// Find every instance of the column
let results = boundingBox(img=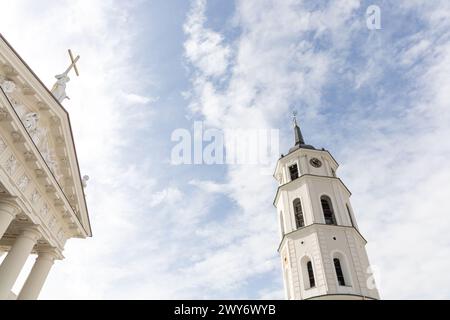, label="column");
[0,198,21,239]
[0,227,41,300]
[17,250,57,300]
